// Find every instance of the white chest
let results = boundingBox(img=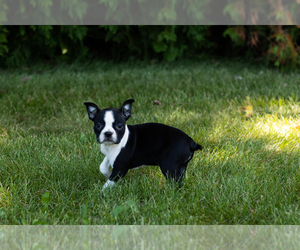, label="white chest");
[100,125,129,167]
